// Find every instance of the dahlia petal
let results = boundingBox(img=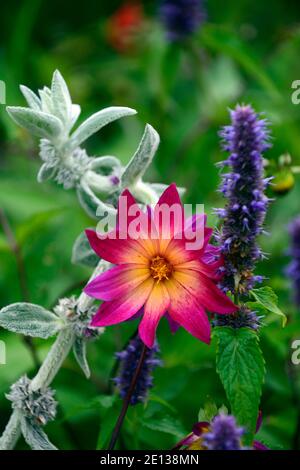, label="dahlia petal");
[139,282,170,348]
[175,259,220,281]
[166,312,180,333]
[90,278,154,327]
[182,214,211,251]
[157,183,182,208]
[185,213,207,231]
[117,190,160,256]
[84,263,150,300]
[154,184,184,240]
[85,229,150,264]
[173,269,237,314]
[163,238,199,264]
[117,189,139,230]
[166,278,211,344]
